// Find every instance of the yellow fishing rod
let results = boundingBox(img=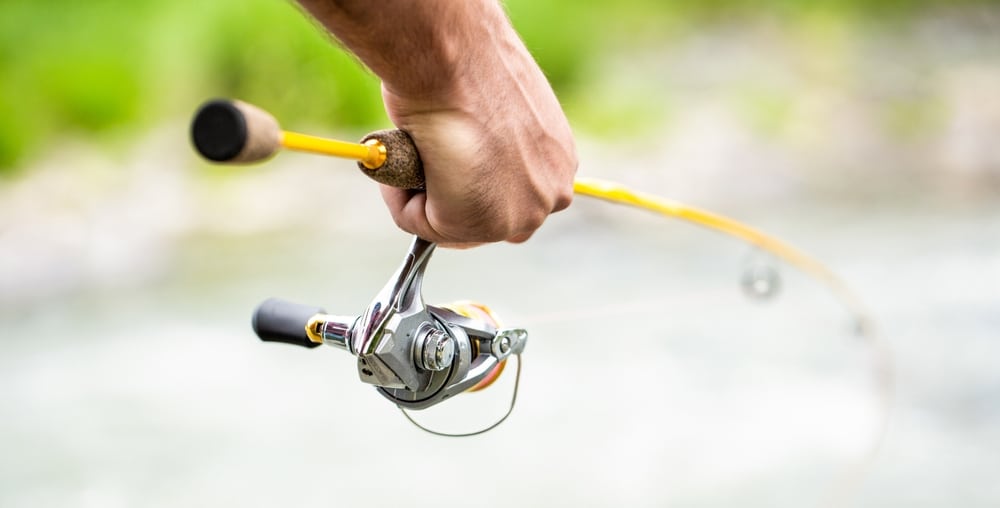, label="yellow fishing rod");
[190,98,863,311]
